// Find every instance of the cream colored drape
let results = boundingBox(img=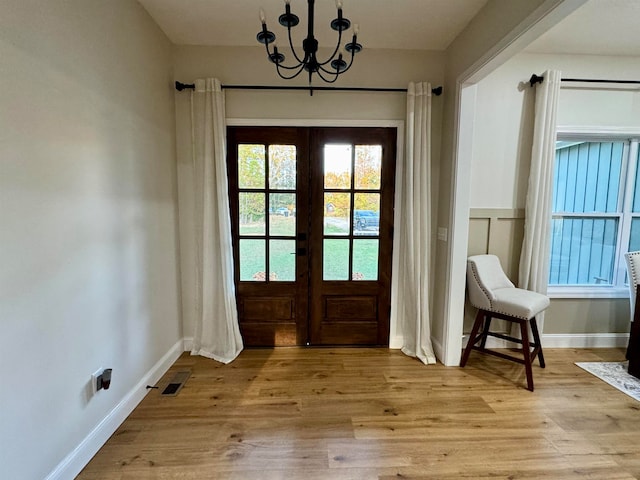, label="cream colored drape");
[396,82,437,365]
[190,78,243,363]
[518,70,562,330]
